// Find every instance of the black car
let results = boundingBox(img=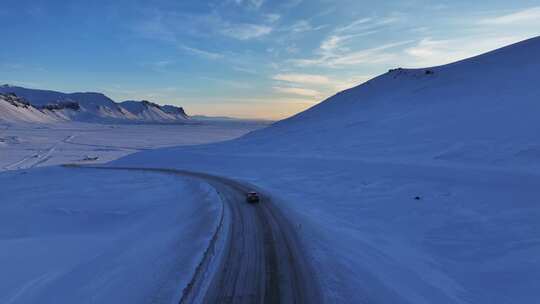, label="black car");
[246,191,260,203]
